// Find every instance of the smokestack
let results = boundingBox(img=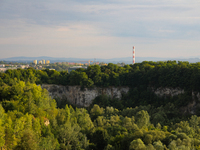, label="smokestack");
[133,46,135,64]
